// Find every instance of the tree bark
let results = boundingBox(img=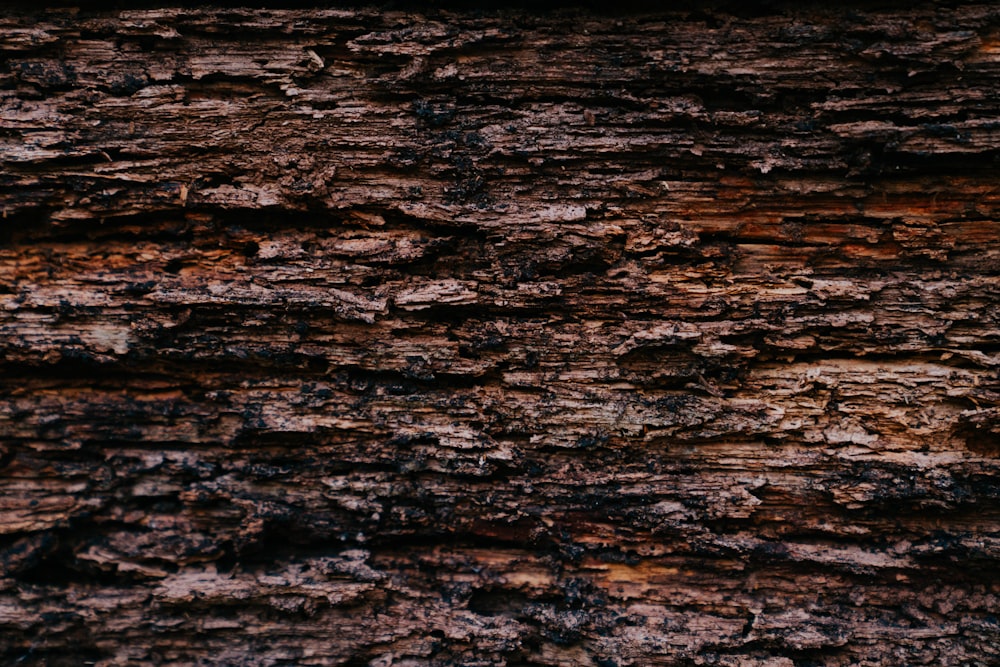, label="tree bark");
[2,3,1000,665]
